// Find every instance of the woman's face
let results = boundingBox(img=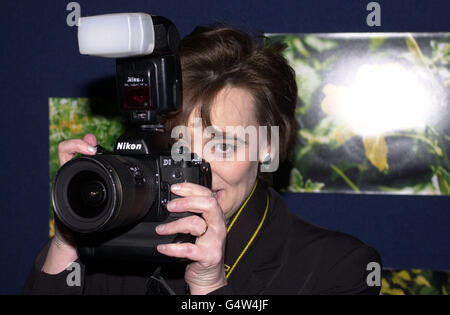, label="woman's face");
[185,86,262,220]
